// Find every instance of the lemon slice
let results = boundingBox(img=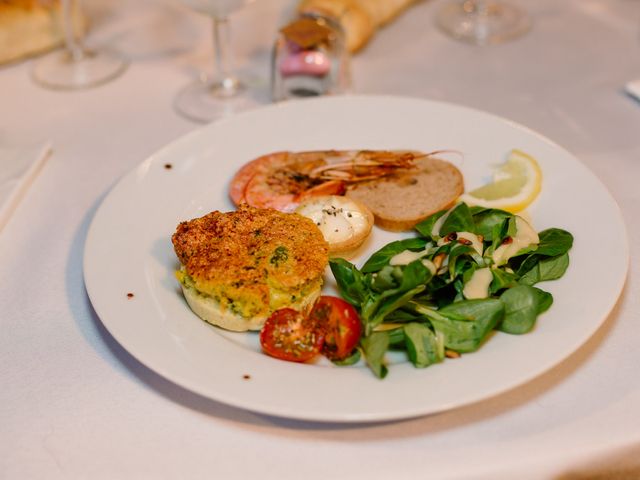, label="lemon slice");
[460,149,542,212]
